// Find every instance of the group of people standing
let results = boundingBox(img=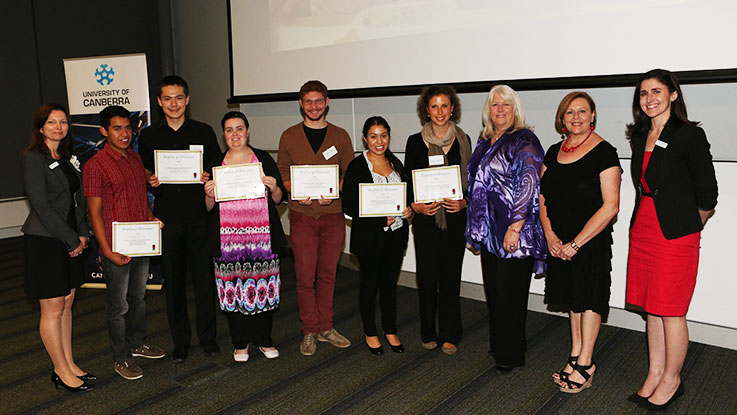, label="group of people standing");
[22,69,717,411]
